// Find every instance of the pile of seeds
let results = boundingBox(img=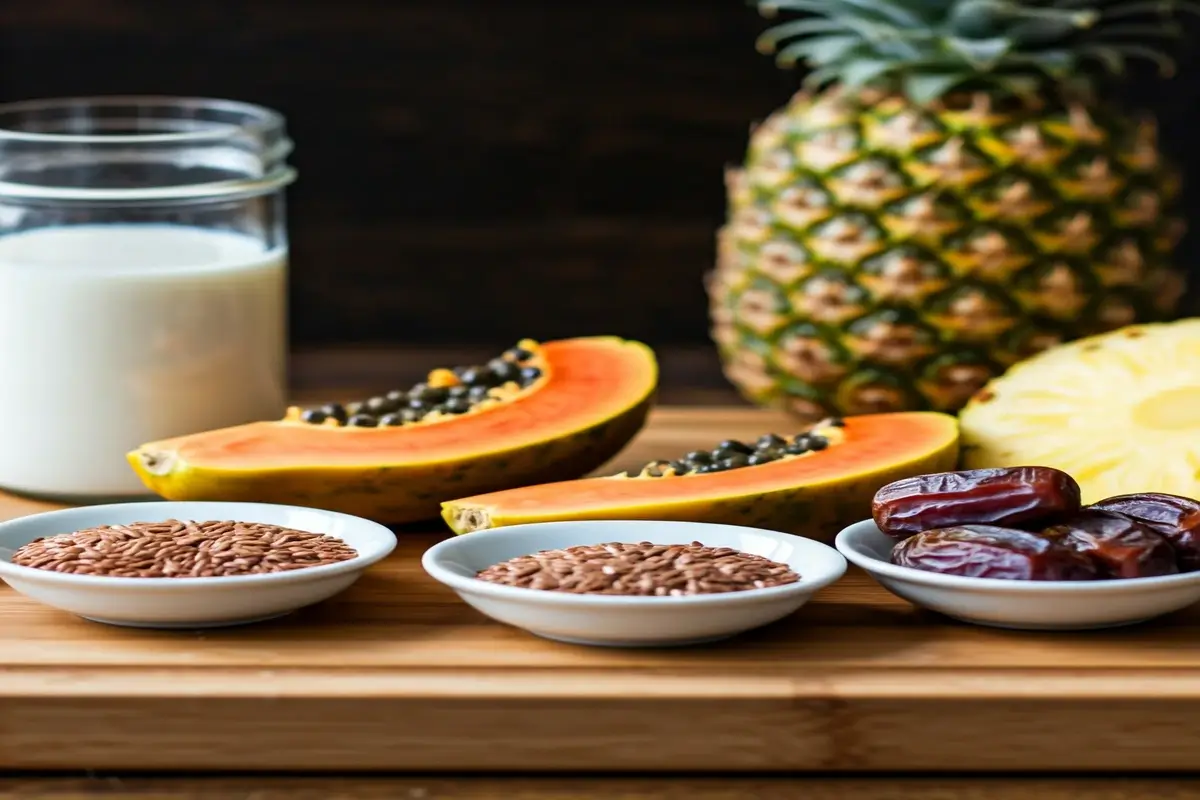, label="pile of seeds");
[475,541,801,596]
[9,519,359,578]
[622,417,845,478]
[299,342,542,428]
